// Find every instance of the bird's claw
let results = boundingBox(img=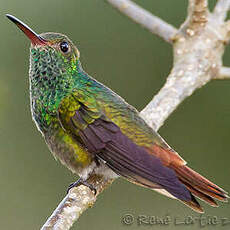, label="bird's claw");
[67,178,97,195]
